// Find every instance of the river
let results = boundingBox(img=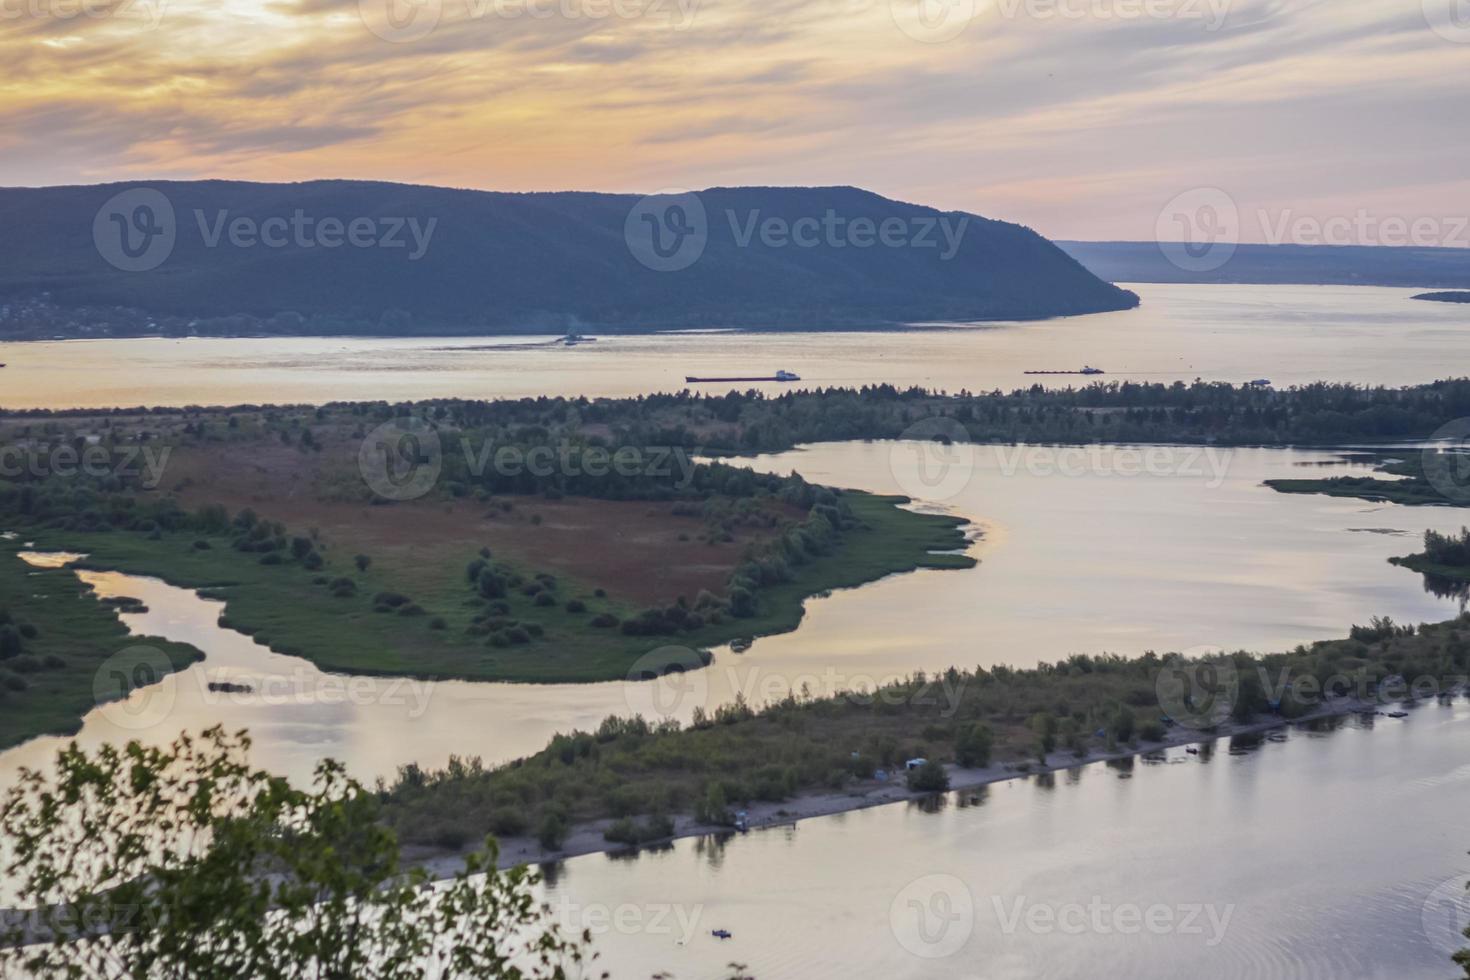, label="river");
[535,703,1470,980]
[0,284,1466,410]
